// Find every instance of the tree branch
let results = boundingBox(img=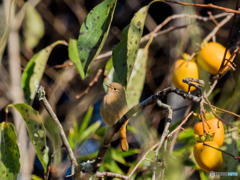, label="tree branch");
[37,86,78,177]
[92,87,201,172]
[166,0,240,14]
[96,171,130,180]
